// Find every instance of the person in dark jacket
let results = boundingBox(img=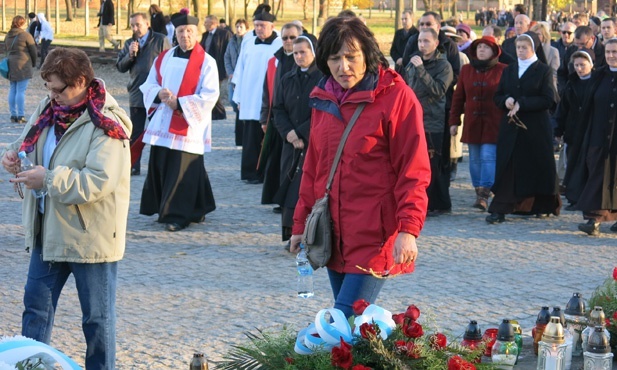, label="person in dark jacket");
[5,16,37,123]
[486,34,561,223]
[406,28,454,216]
[390,10,418,75]
[552,21,576,94]
[200,15,232,120]
[27,12,40,41]
[570,39,617,236]
[272,36,322,245]
[97,0,120,52]
[449,36,506,211]
[148,4,167,35]
[259,22,301,208]
[224,18,248,146]
[116,12,170,175]
[560,26,606,84]
[553,50,596,210]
